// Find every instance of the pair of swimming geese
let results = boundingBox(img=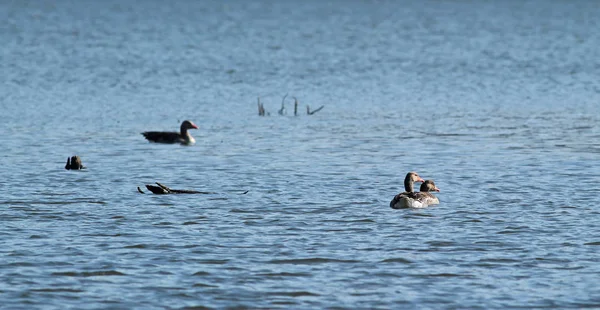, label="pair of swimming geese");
[142,122,440,209]
[389,172,440,209]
